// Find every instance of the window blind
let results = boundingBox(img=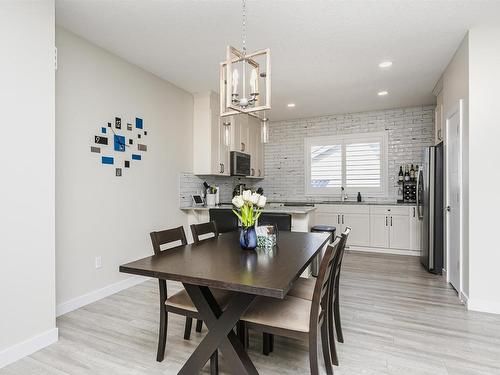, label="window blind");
[310,144,342,188]
[345,142,381,187]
